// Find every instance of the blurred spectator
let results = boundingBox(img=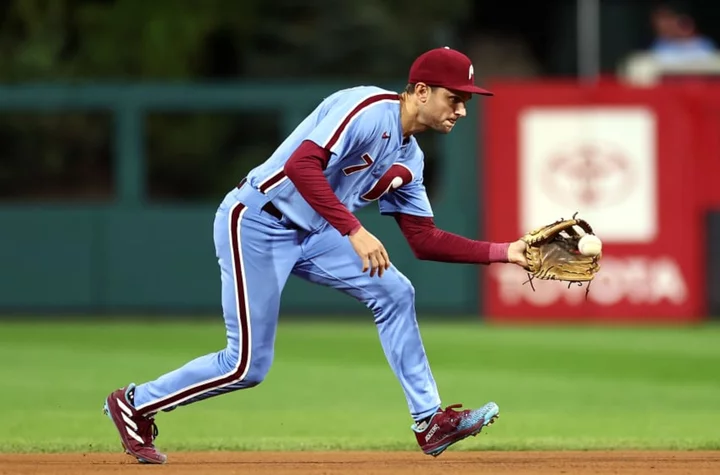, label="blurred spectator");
[618,2,720,85]
[649,2,717,64]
